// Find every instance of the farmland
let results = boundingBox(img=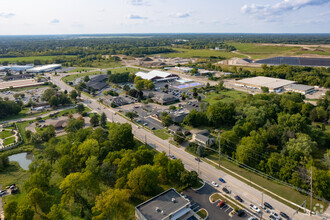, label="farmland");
[0,55,76,63]
[162,48,246,59]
